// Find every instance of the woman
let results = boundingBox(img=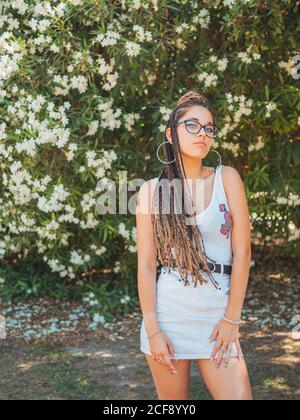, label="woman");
[136,91,253,400]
